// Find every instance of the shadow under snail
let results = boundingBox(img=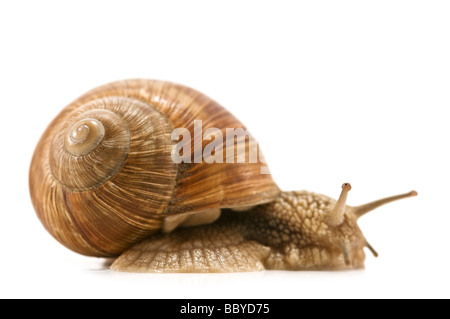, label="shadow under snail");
[29,79,417,273]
